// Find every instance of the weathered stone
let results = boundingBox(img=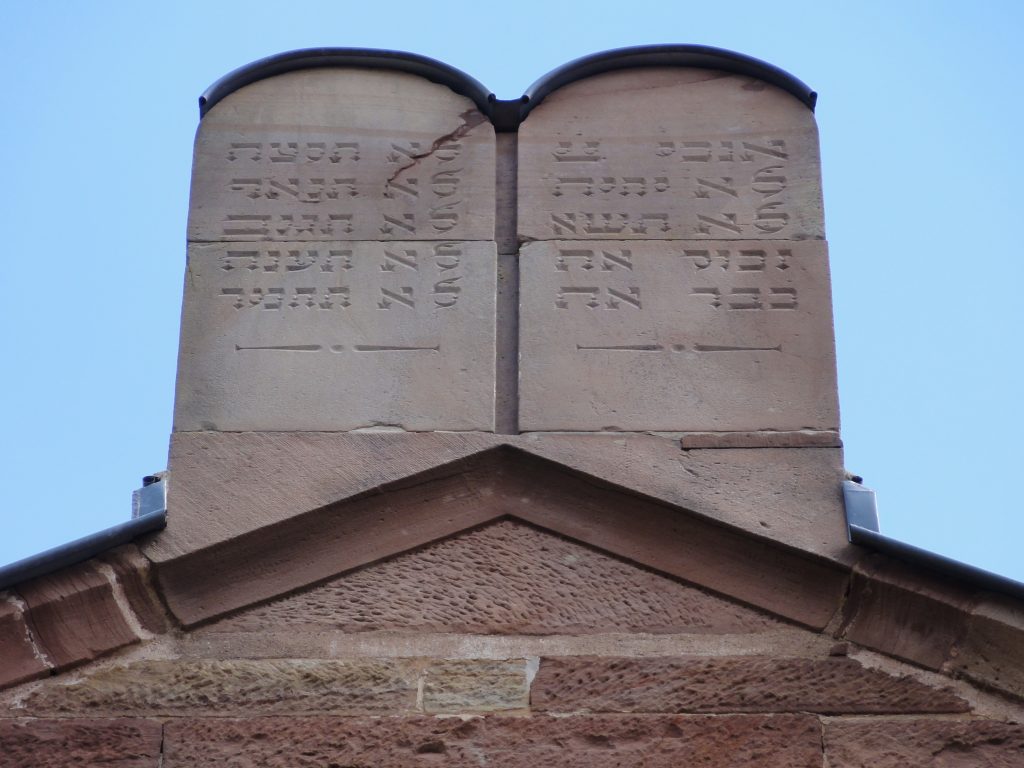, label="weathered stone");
[841,554,975,670]
[0,718,162,768]
[173,240,496,432]
[15,562,139,671]
[211,520,782,635]
[153,447,849,628]
[678,430,841,449]
[189,68,495,242]
[518,67,823,241]
[164,714,823,767]
[19,659,417,716]
[98,546,169,635]
[532,656,969,714]
[148,432,853,567]
[825,718,1024,767]
[519,239,837,431]
[422,659,529,713]
[953,594,1024,699]
[0,598,48,689]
